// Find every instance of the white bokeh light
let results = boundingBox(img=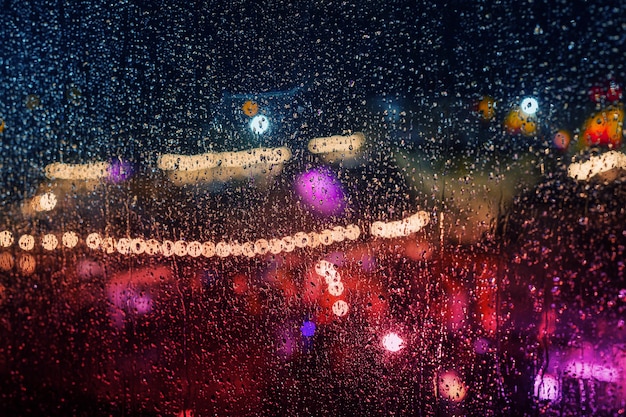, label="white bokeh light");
[533,374,560,401]
[250,114,270,134]
[382,332,405,352]
[520,97,539,115]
